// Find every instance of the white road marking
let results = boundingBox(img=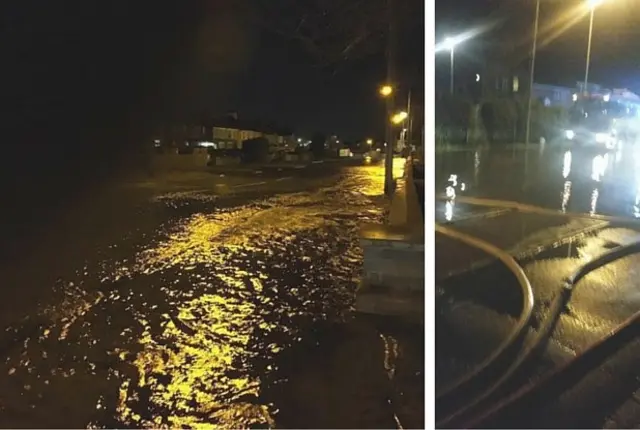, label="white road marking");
[275,177,292,182]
